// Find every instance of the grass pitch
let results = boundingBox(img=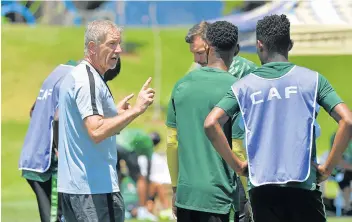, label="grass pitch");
[1,25,351,221]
